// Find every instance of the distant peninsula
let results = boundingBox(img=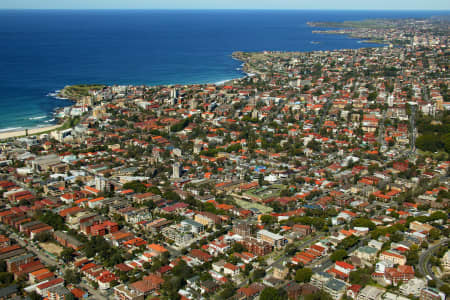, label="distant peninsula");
[306,18,425,45]
[58,84,106,102]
